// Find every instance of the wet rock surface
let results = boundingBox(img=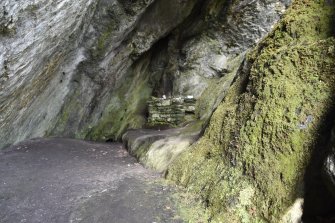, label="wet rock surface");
[0,138,182,223]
